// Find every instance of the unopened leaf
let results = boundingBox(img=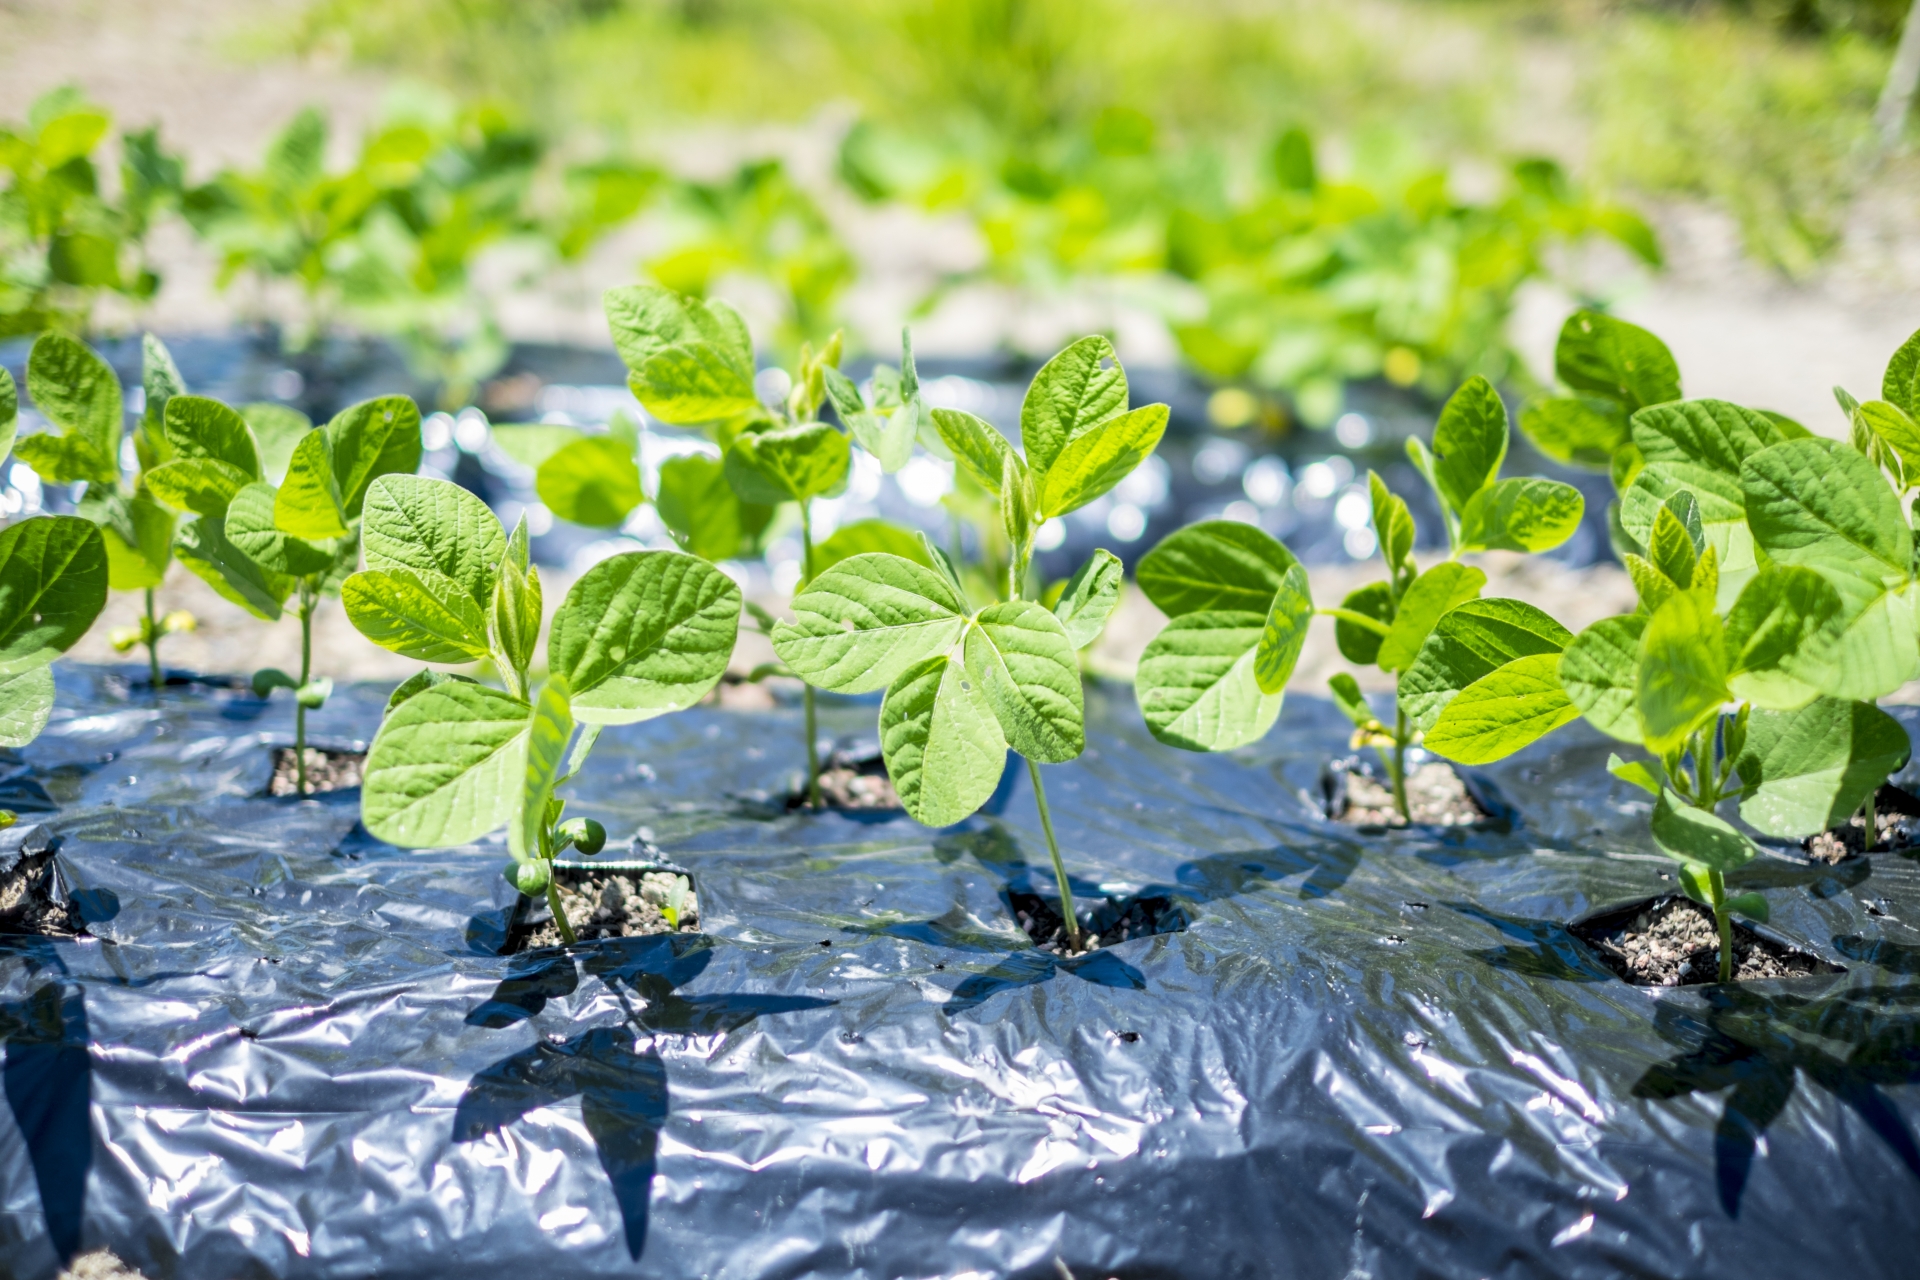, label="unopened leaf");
[1051,547,1123,648]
